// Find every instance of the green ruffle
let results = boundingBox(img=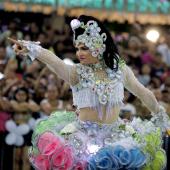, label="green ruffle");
[151,149,166,168]
[142,149,166,170]
[31,111,76,142]
[30,111,76,155]
[142,129,166,170]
